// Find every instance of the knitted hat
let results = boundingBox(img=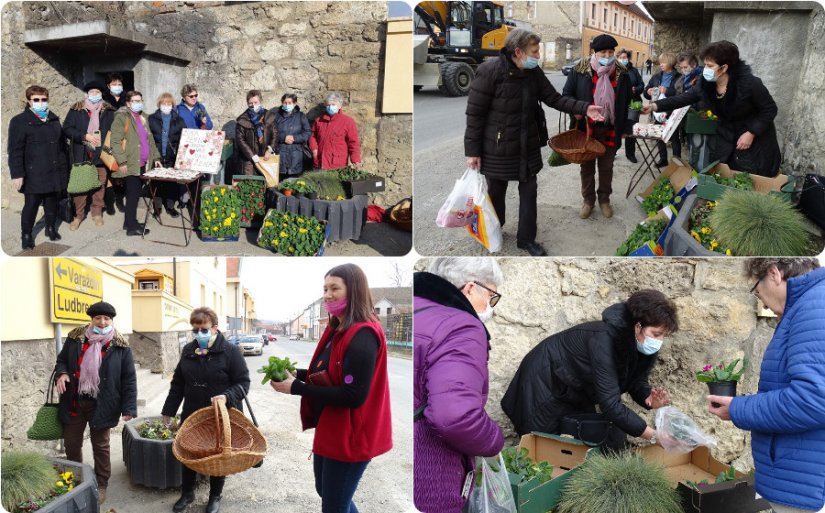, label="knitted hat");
[87,301,116,318]
[83,81,106,94]
[591,34,619,52]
